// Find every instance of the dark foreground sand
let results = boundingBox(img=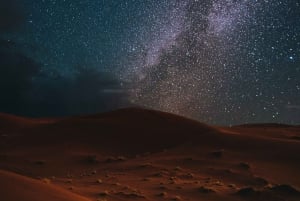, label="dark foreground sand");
[0,108,299,201]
